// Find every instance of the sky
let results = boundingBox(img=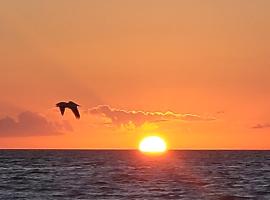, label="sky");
[0,0,270,149]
